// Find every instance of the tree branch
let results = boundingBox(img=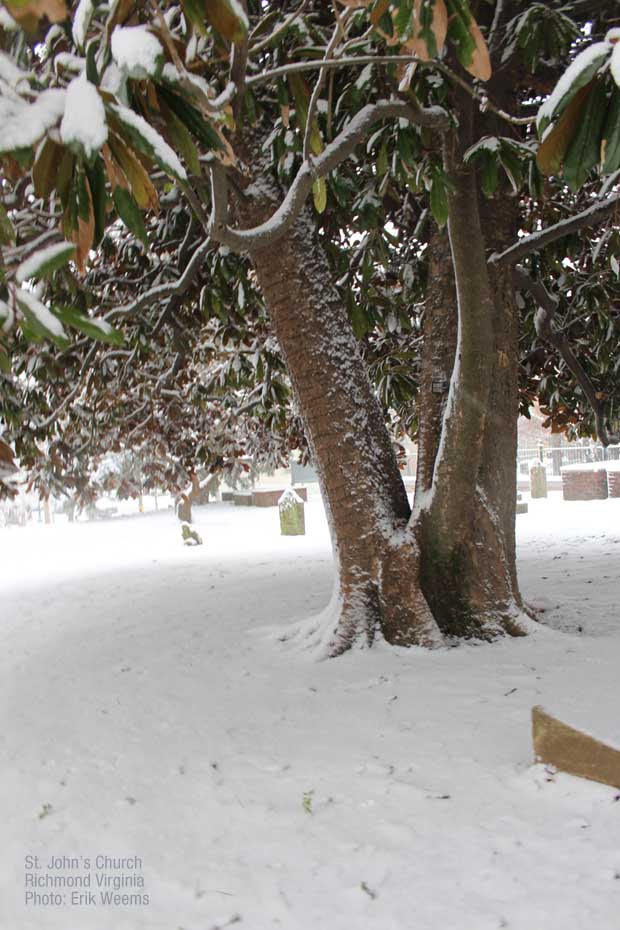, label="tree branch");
[303,11,352,162]
[247,54,535,126]
[491,193,620,267]
[107,236,214,320]
[214,98,449,254]
[514,265,620,446]
[249,0,309,57]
